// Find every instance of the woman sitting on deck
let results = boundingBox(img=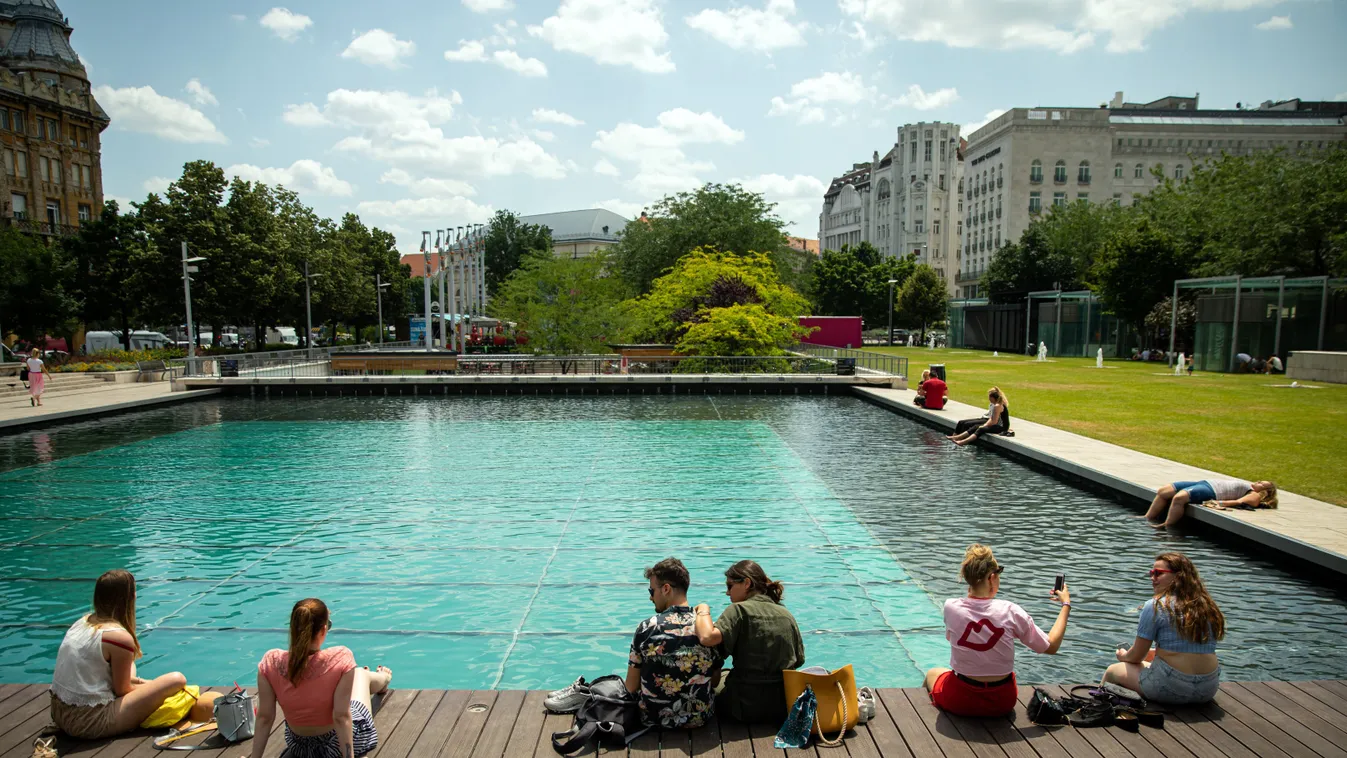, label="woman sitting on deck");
[1101,552,1224,704]
[50,570,219,739]
[249,599,392,758]
[693,560,805,724]
[947,387,1010,446]
[1145,478,1277,528]
[924,544,1070,717]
